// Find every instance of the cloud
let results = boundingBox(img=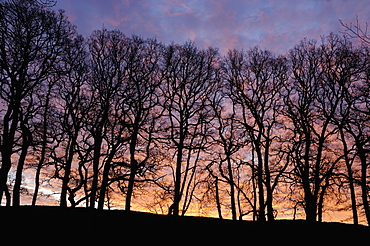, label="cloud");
[54,0,370,54]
